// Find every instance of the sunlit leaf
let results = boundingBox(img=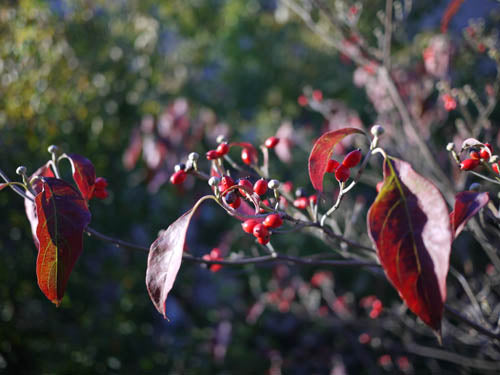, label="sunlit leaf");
[367,157,452,332]
[35,178,91,305]
[308,128,364,192]
[62,153,96,201]
[146,196,215,318]
[450,191,489,237]
[25,162,55,248]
